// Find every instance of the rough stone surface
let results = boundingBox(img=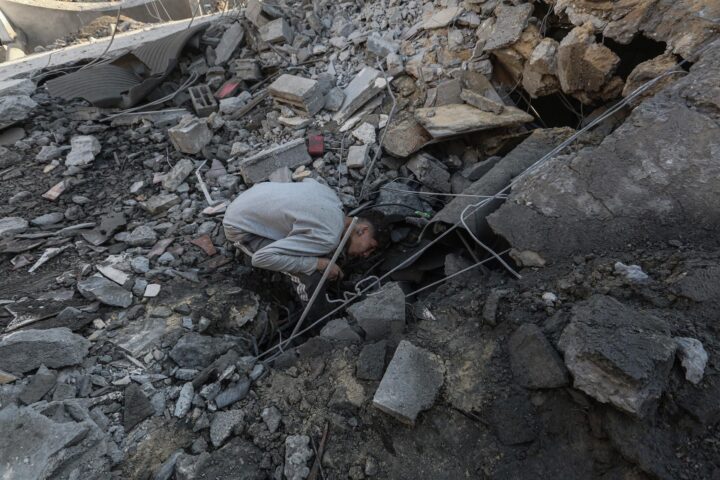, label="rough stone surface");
[347,282,405,340]
[214,22,245,65]
[261,406,281,433]
[0,216,28,237]
[65,135,101,167]
[210,409,244,447]
[0,404,93,479]
[269,74,324,115]
[19,365,57,405]
[215,379,251,409]
[558,295,676,417]
[508,324,569,389]
[284,434,313,480]
[126,225,158,247]
[414,103,533,138]
[483,3,534,51]
[0,328,90,374]
[0,94,37,129]
[406,153,451,193]
[356,340,386,381]
[556,23,621,104]
[77,274,133,308]
[124,383,154,431]
[333,67,385,123]
[674,337,708,385]
[320,318,362,343]
[169,333,235,369]
[488,43,720,262]
[192,437,264,479]
[168,116,212,154]
[162,158,195,192]
[174,382,194,417]
[373,340,444,425]
[144,193,181,215]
